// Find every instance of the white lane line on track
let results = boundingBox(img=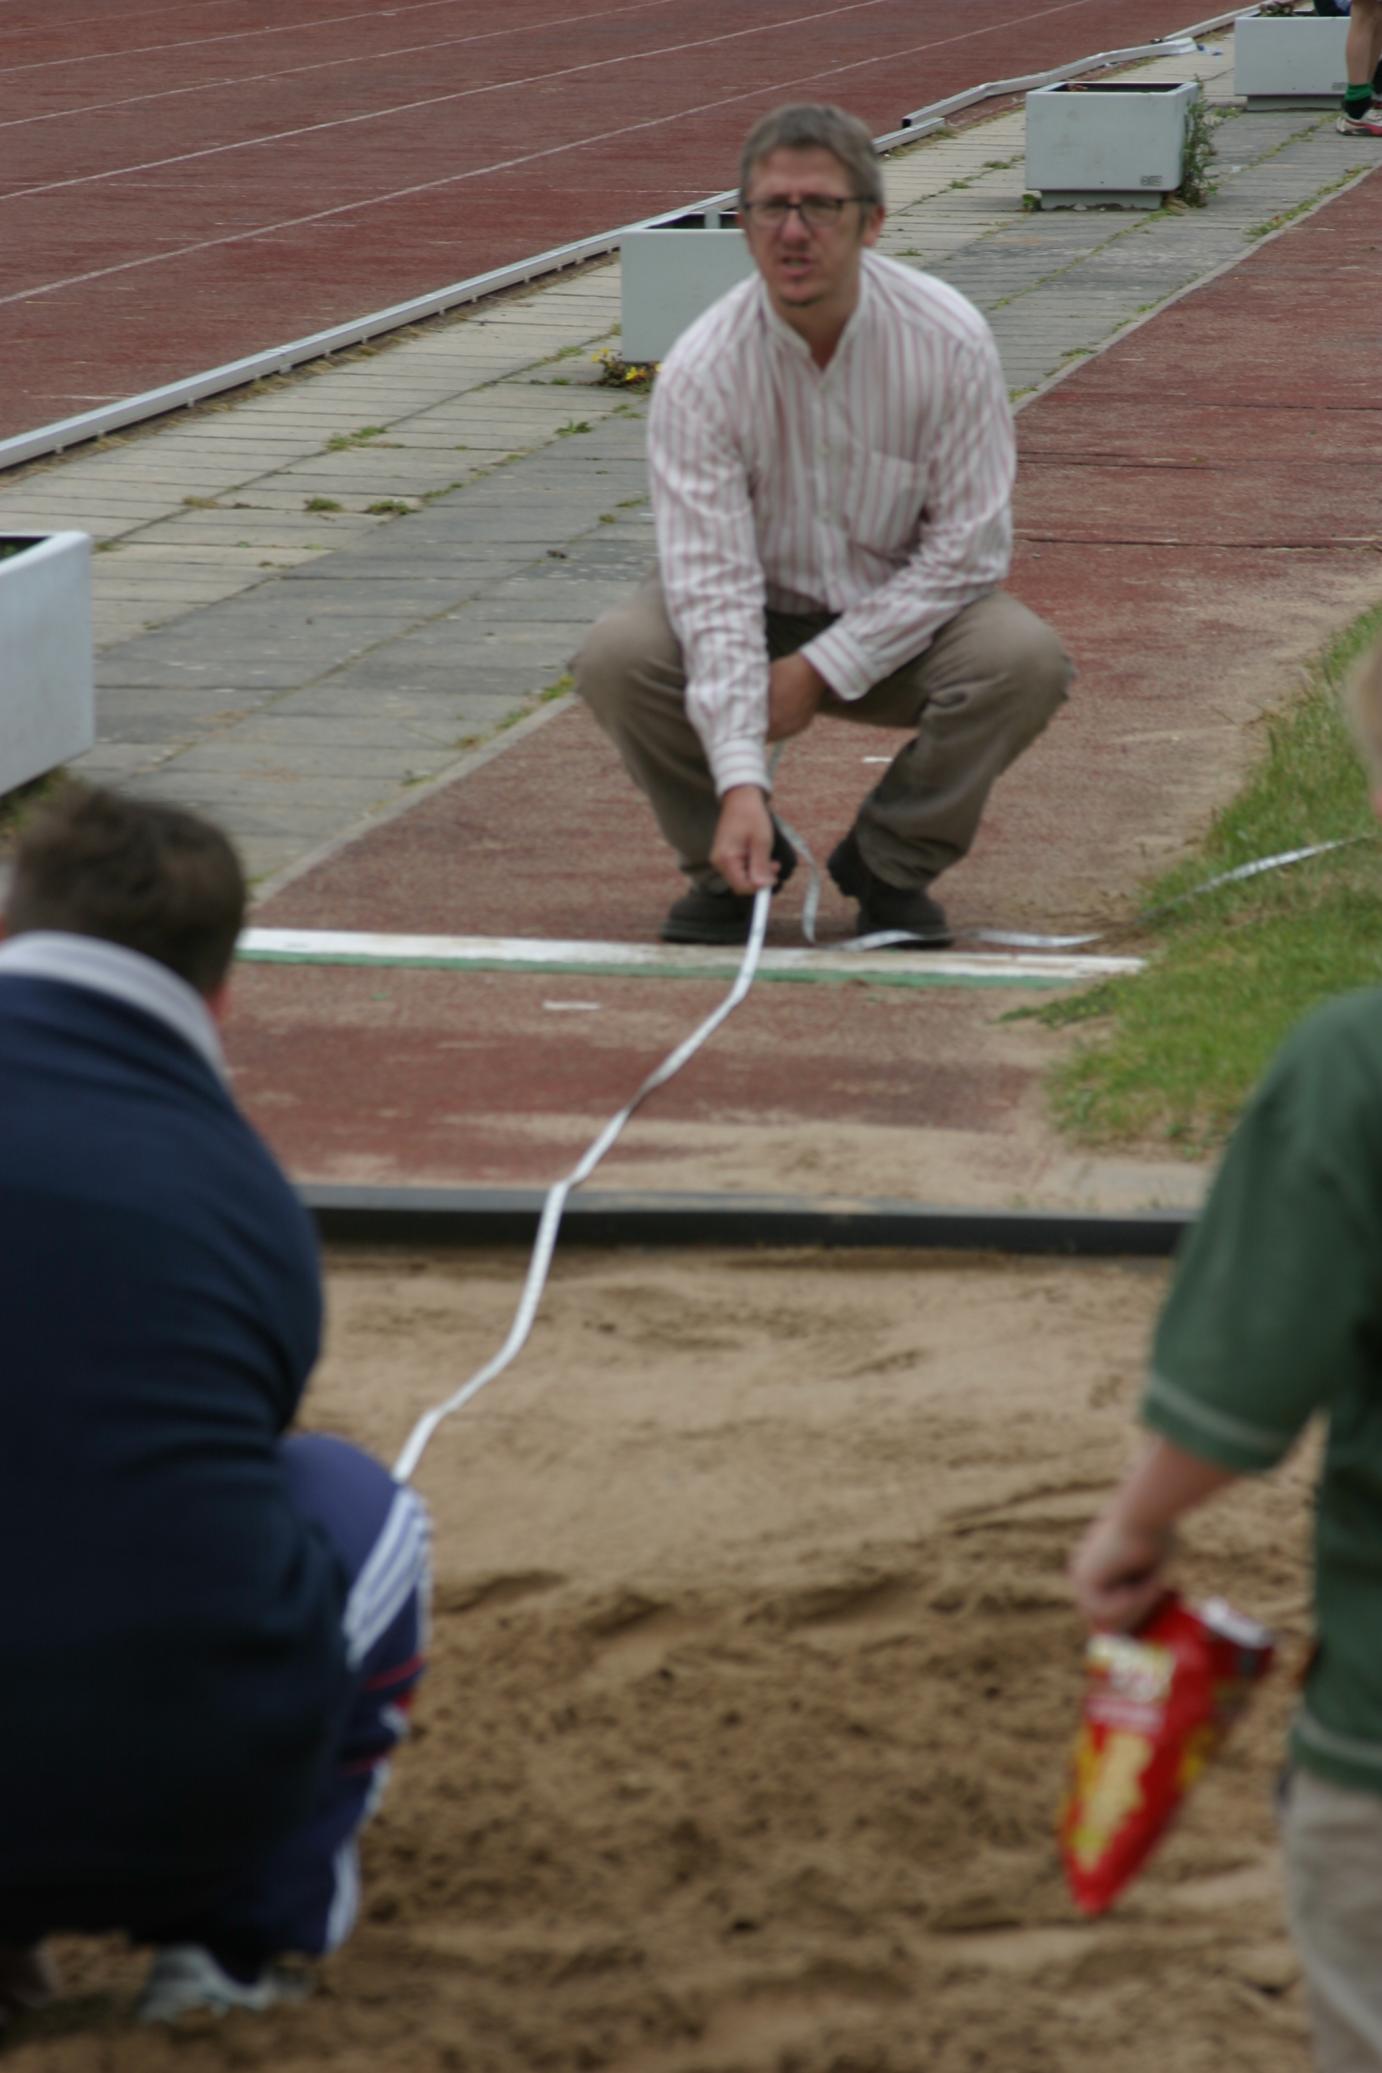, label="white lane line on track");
[0,0,1182,305]
[0,0,1119,195]
[0,0,242,30]
[1,0,977,200]
[0,0,488,74]
[239,927,1144,988]
[0,0,1128,78]
[0,0,690,130]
